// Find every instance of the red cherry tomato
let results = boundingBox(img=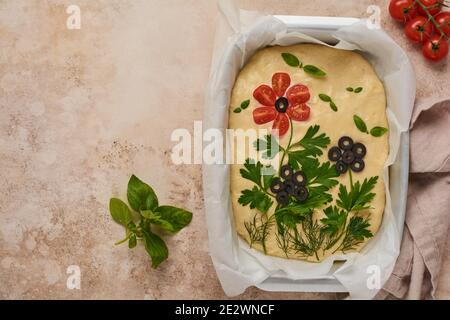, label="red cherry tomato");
[286,84,310,104]
[272,113,290,136]
[253,107,277,124]
[422,34,449,61]
[405,16,433,43]
[417,0,443,17]
[287,103,310,122]
[253,85,276,107]
[389,0,418,23]
[434,11,450,37]
[271,73,291,97]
